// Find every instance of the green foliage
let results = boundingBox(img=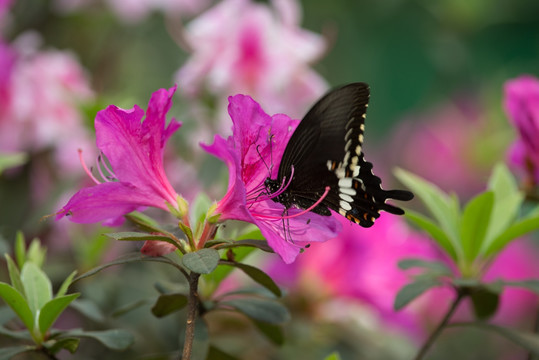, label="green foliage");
[394,164,539,356]
[0,152,27,175]
[451,322,539,356]
[183,248,220,274]
[395,164,539,276]
[151,293,188,317]
[323,352,343,360]
[0,236,133,357]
